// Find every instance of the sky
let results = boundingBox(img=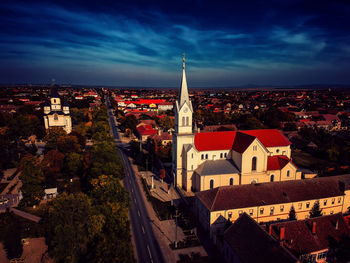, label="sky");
[1,0,350,87]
